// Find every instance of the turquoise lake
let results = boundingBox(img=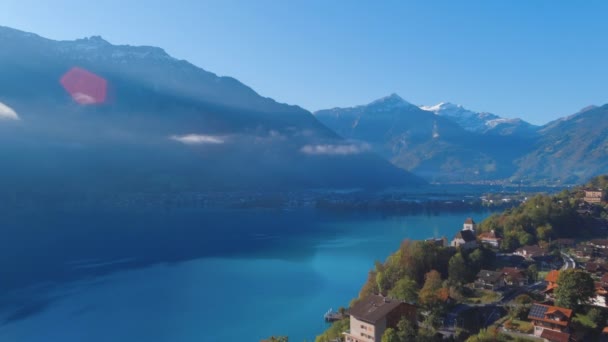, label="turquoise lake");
[0,208,495,341]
